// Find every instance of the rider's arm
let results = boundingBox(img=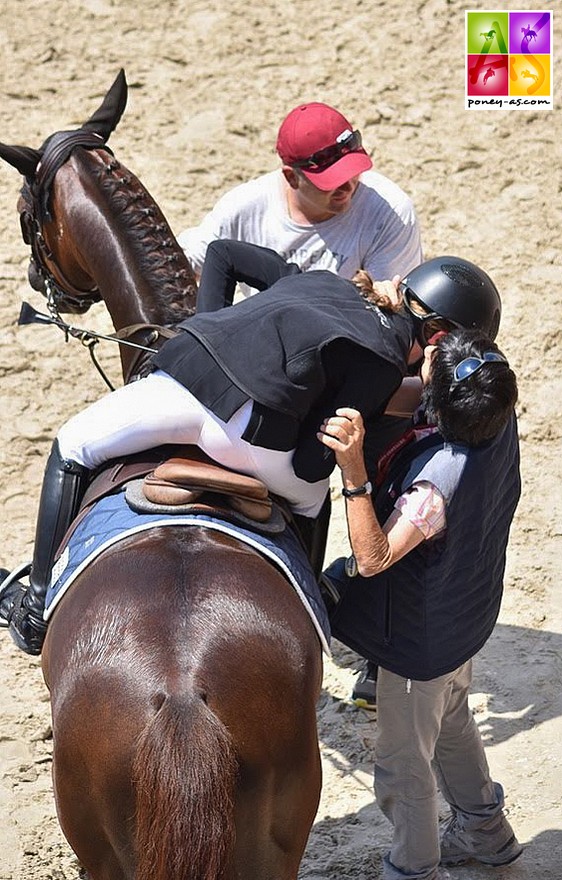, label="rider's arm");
[196,240,300,313]
[292,344,401,482]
